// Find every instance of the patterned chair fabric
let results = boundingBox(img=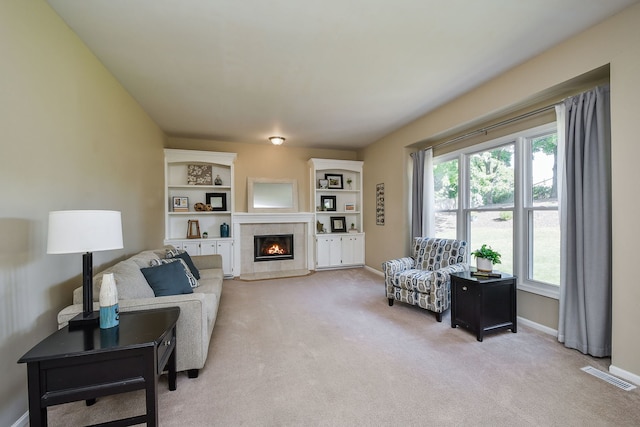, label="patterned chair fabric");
[382,237,469,322]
